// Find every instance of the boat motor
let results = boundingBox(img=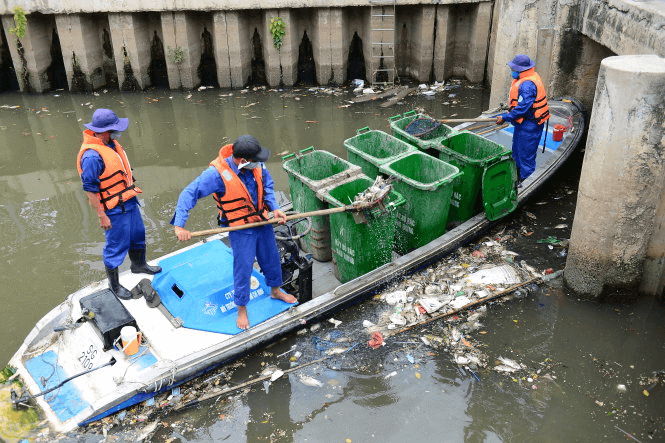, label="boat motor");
[274,215,313,303]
